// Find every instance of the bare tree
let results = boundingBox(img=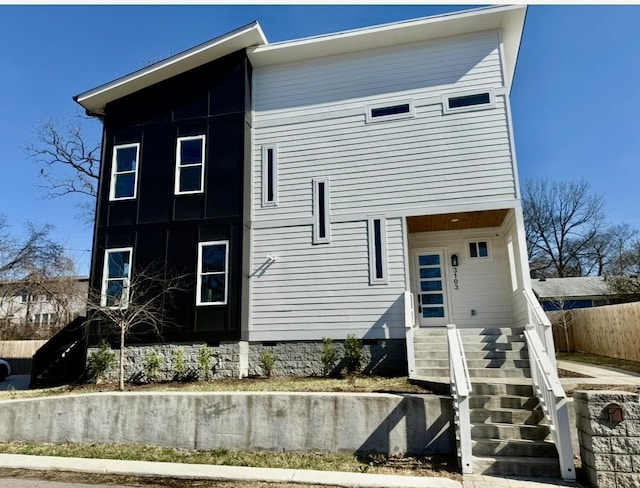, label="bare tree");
[607,239,640,296]
[24,117,100,223]
[523,178,606,278]
[86,265,187,391]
